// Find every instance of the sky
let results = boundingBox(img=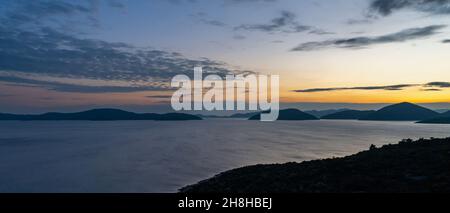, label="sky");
[0,0,450,113]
